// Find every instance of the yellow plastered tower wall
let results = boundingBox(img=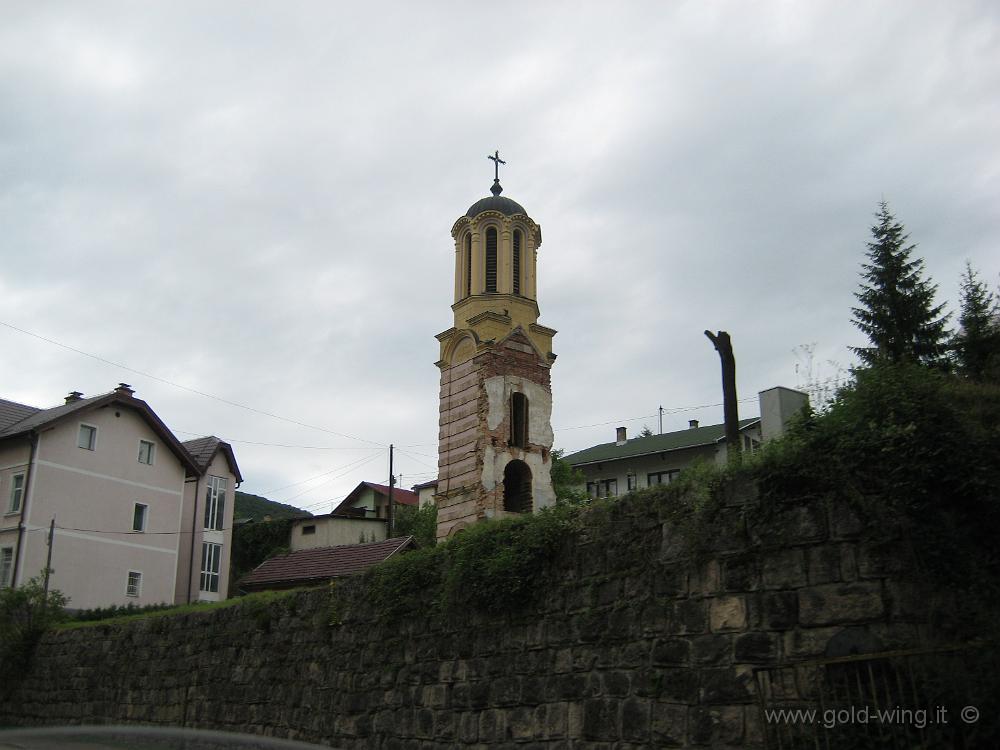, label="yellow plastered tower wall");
[434,176,558,540]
